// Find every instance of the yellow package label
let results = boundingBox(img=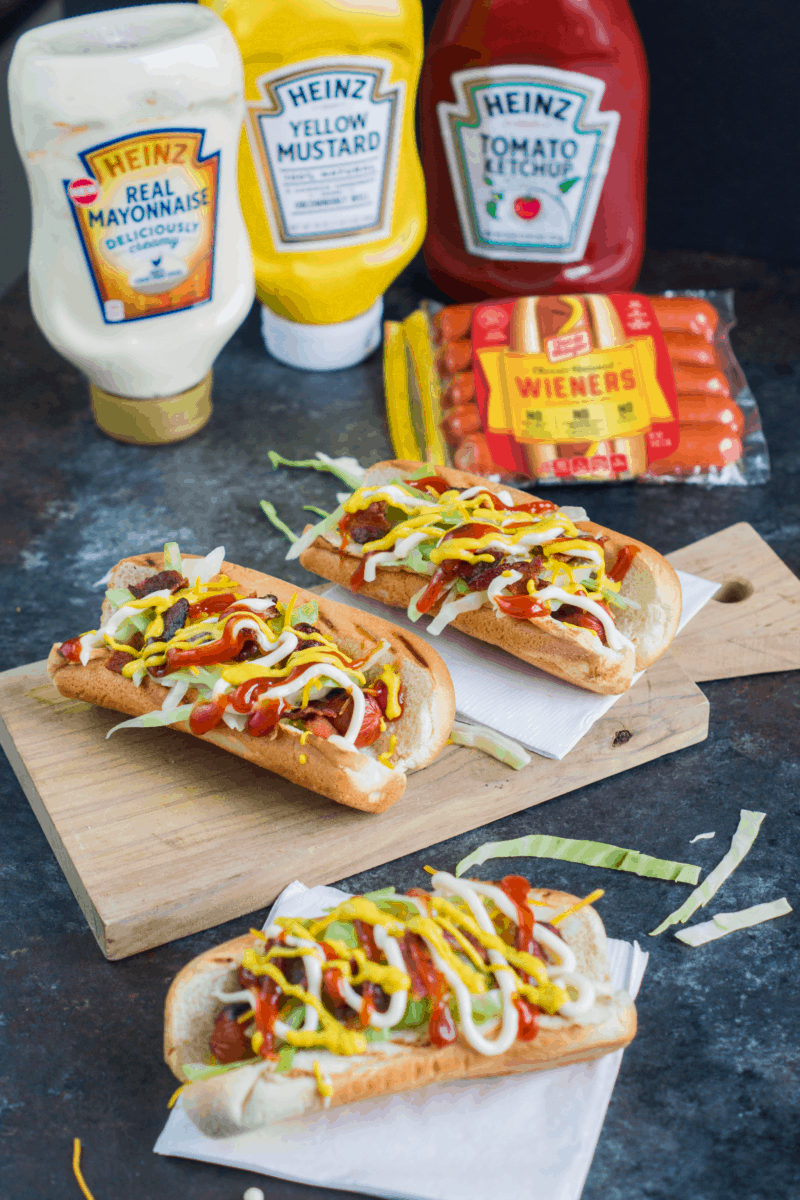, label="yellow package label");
[478,339,672,445]
[65,130,219,325]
